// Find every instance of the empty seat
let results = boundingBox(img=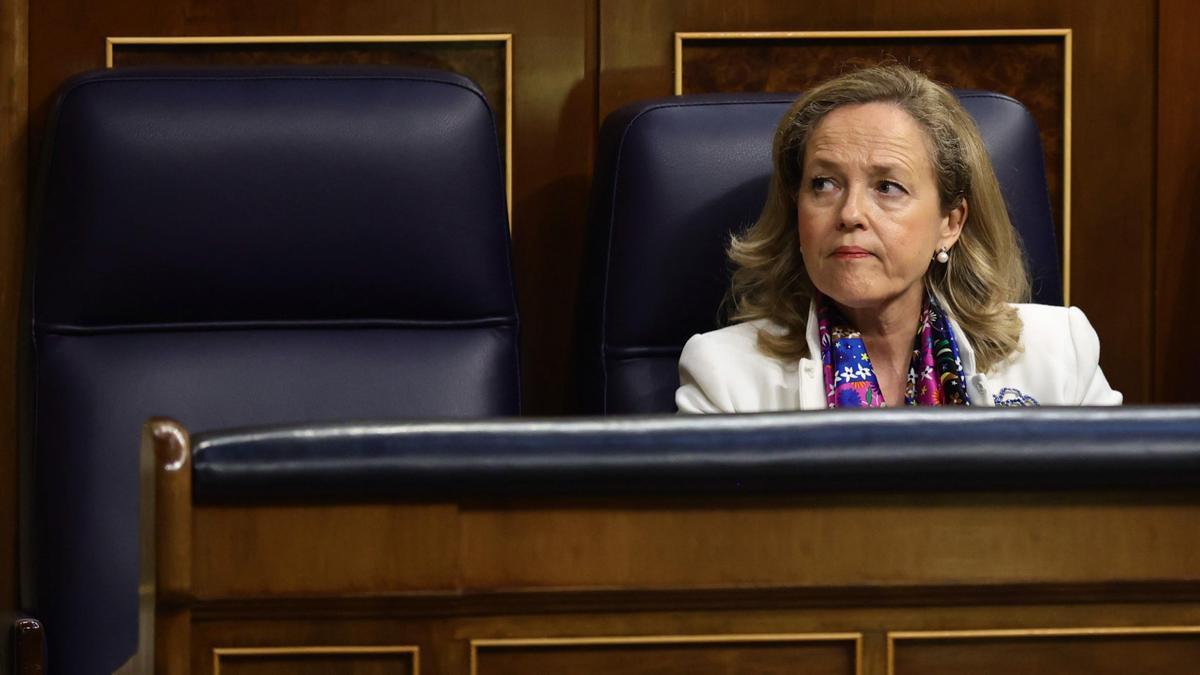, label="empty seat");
[26,66,519,673]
